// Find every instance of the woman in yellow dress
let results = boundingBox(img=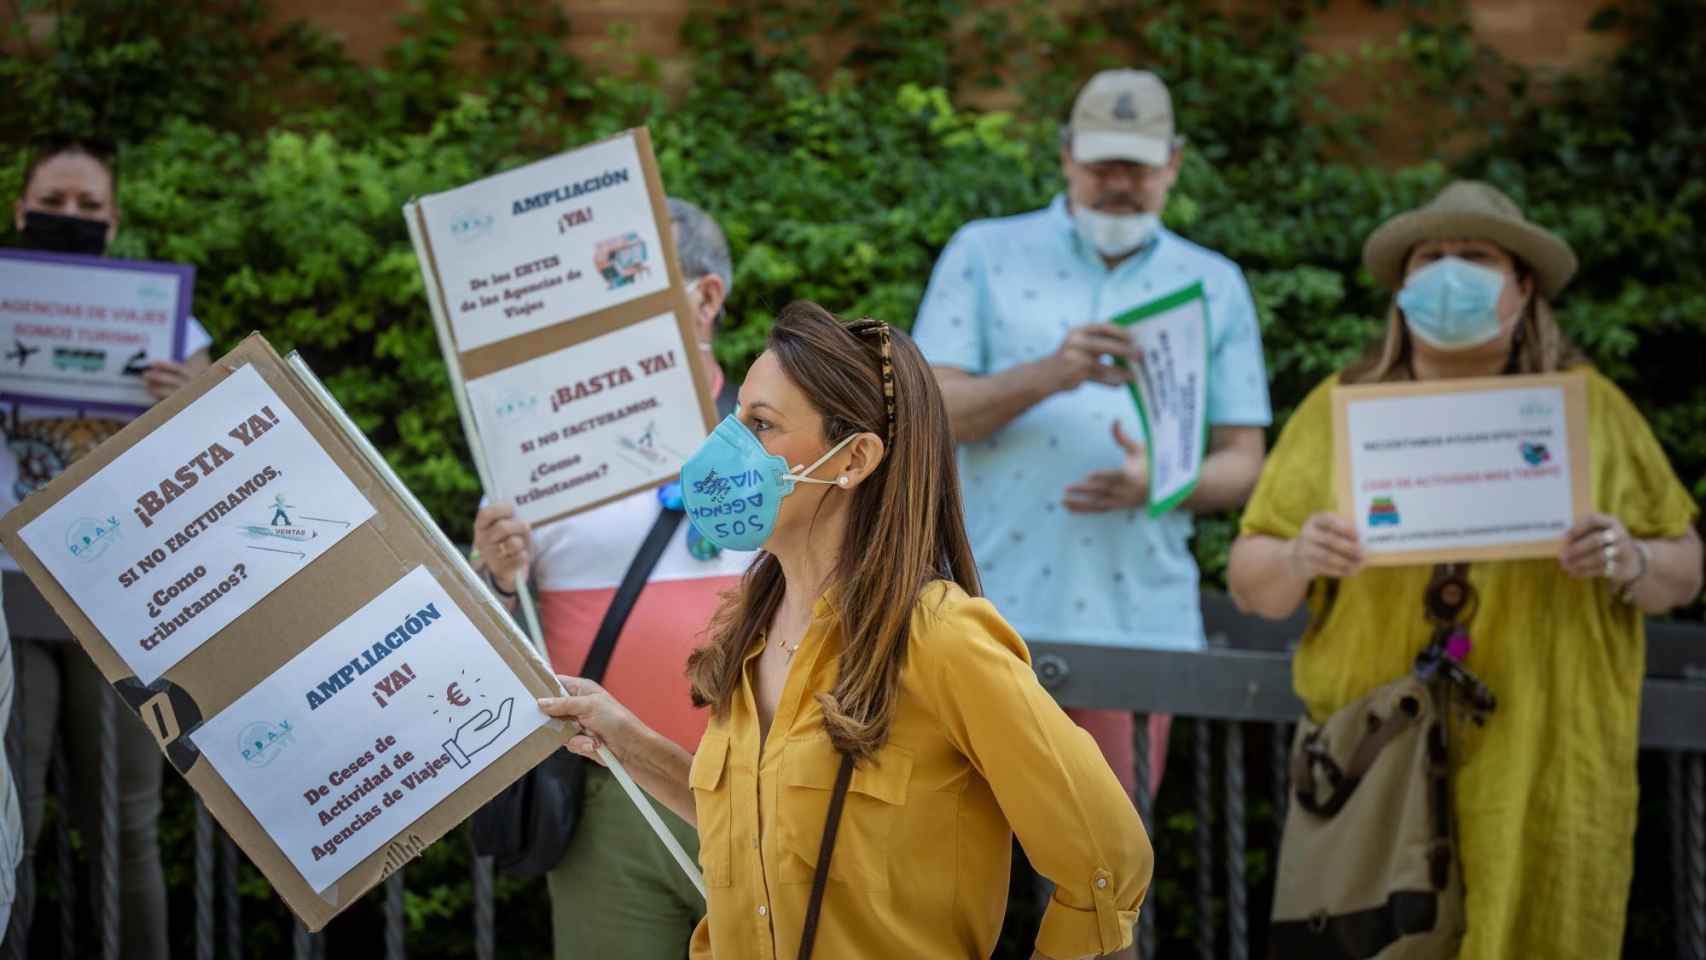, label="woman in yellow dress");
[539,301,1152,959]
[1228,181,1702,958]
